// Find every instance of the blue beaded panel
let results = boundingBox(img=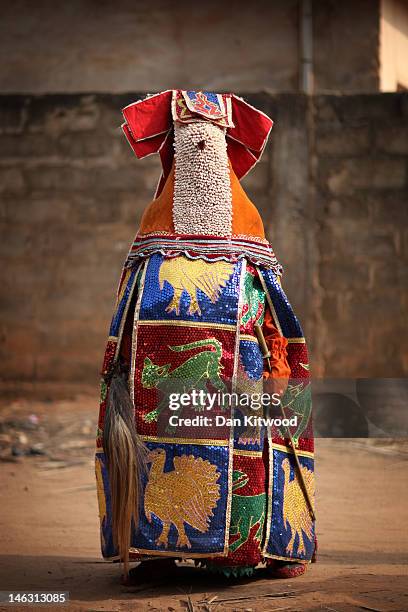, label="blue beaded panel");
[265,448,315,561]
[139,254,241,326]
[258,268,303,338]
[109,267,139,338]
[96,443,229,558]
[231,339,265,453]
[186,90,221,110]
[131,441,229,554]
[239,339,263,380]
